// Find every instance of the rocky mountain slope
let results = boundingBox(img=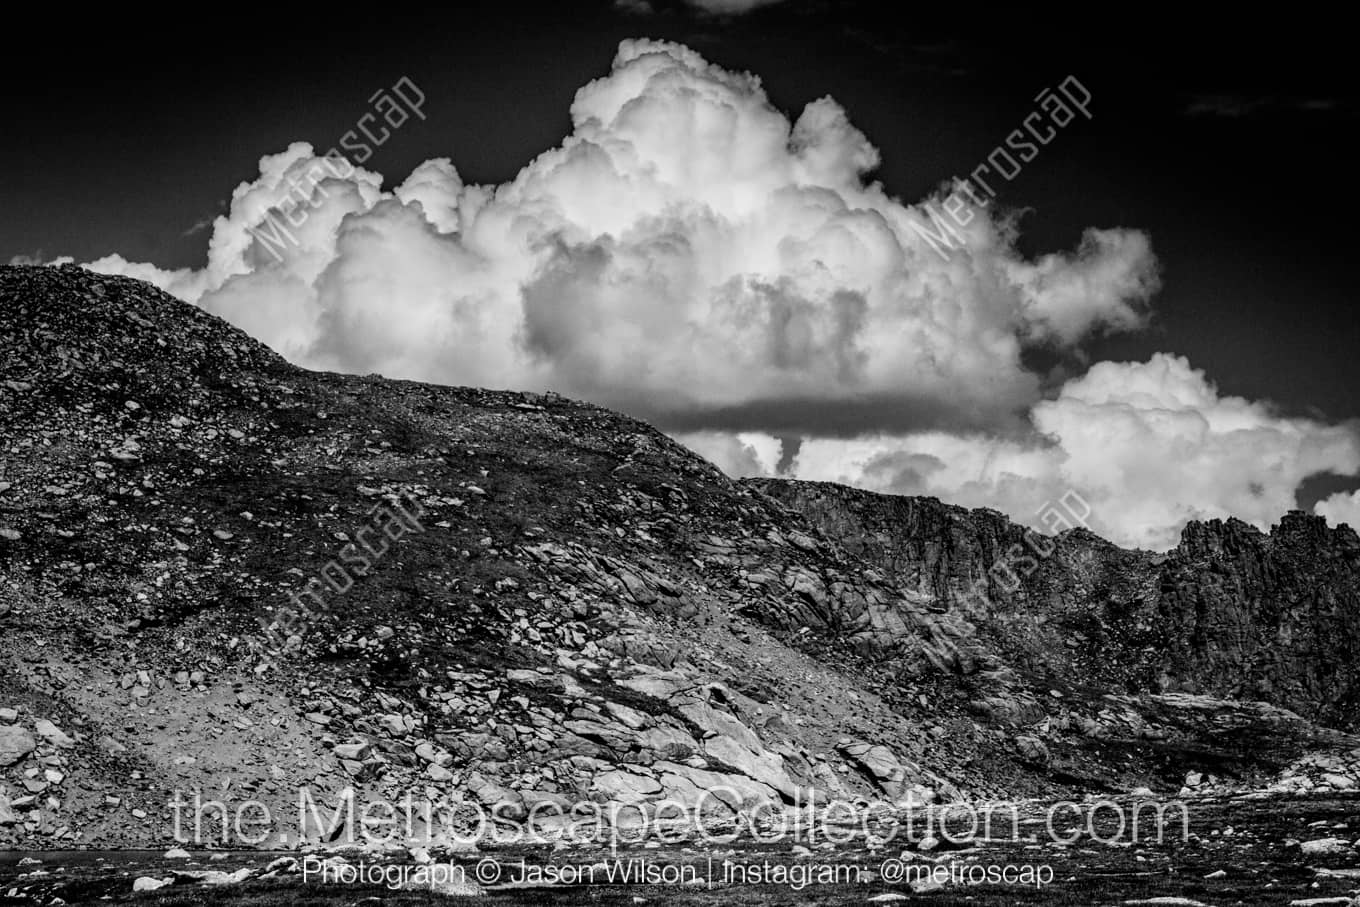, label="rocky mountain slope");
[750,480,1360,731]
[1,264,1358,850]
